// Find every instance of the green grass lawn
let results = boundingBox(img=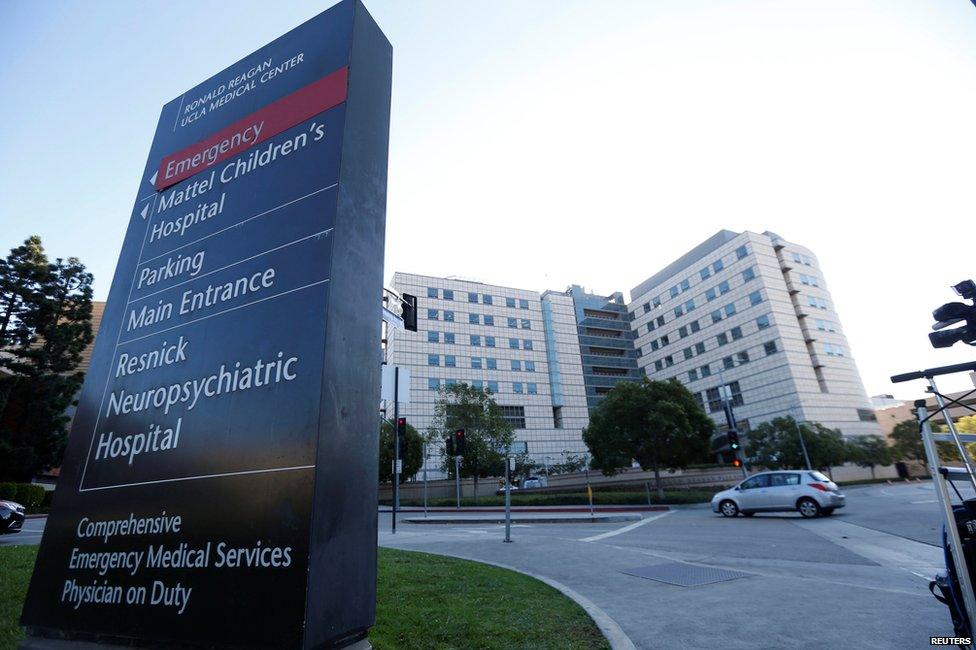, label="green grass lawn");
[0,546,607,650]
